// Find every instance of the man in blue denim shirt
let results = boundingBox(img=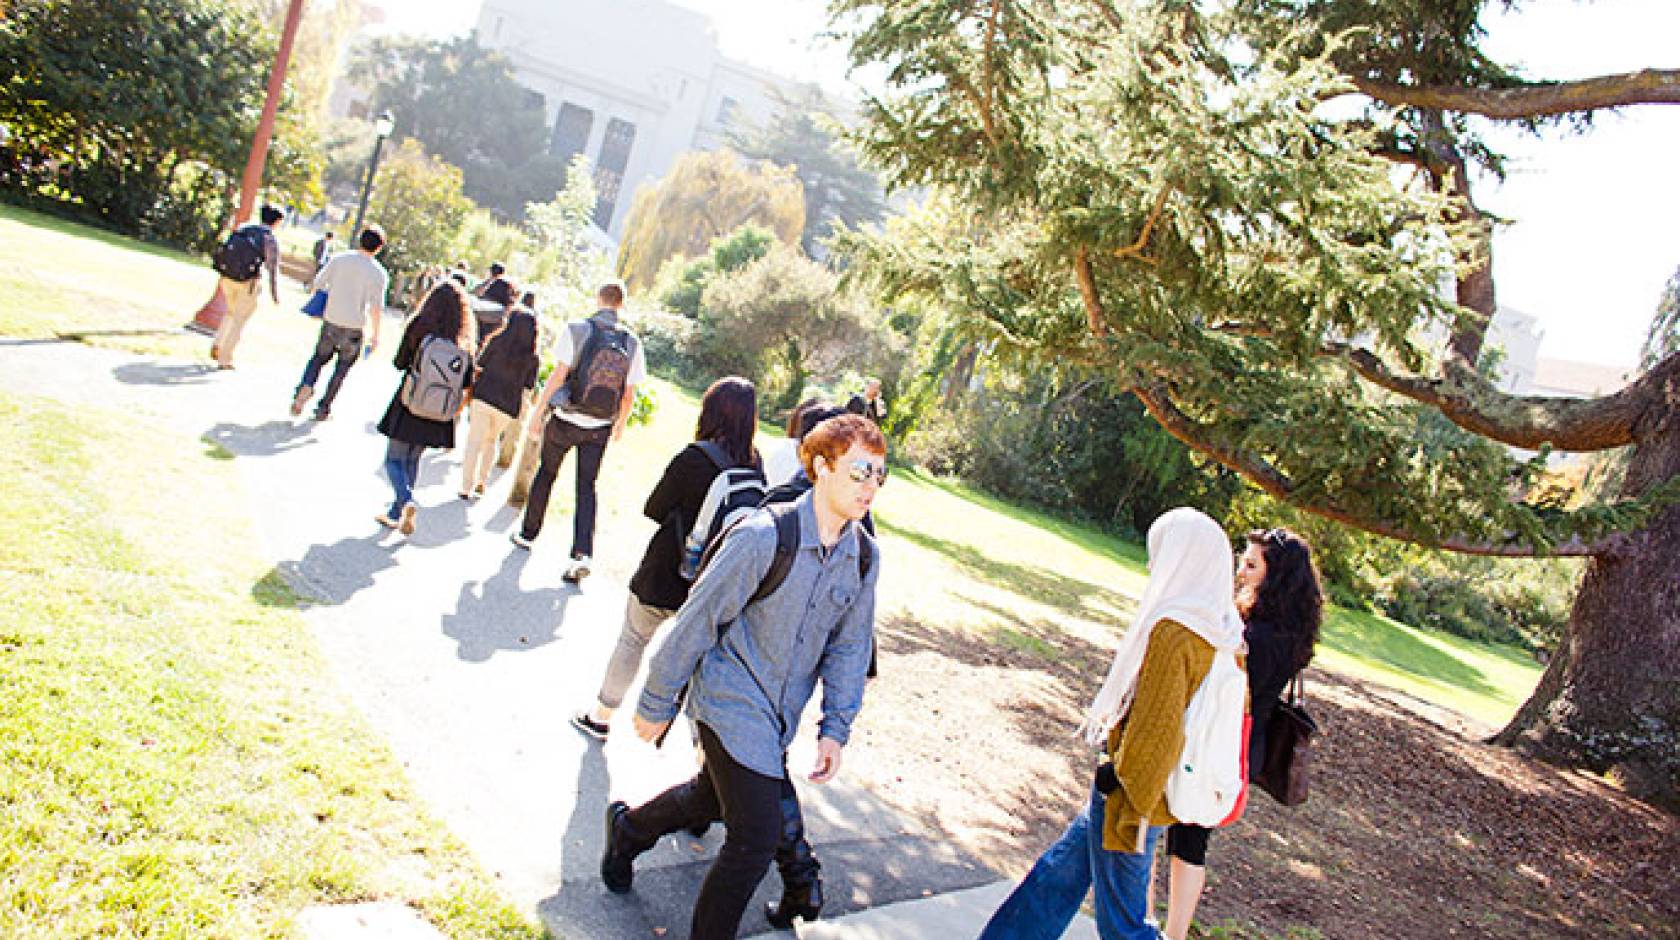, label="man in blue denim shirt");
[601,415,886,940]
